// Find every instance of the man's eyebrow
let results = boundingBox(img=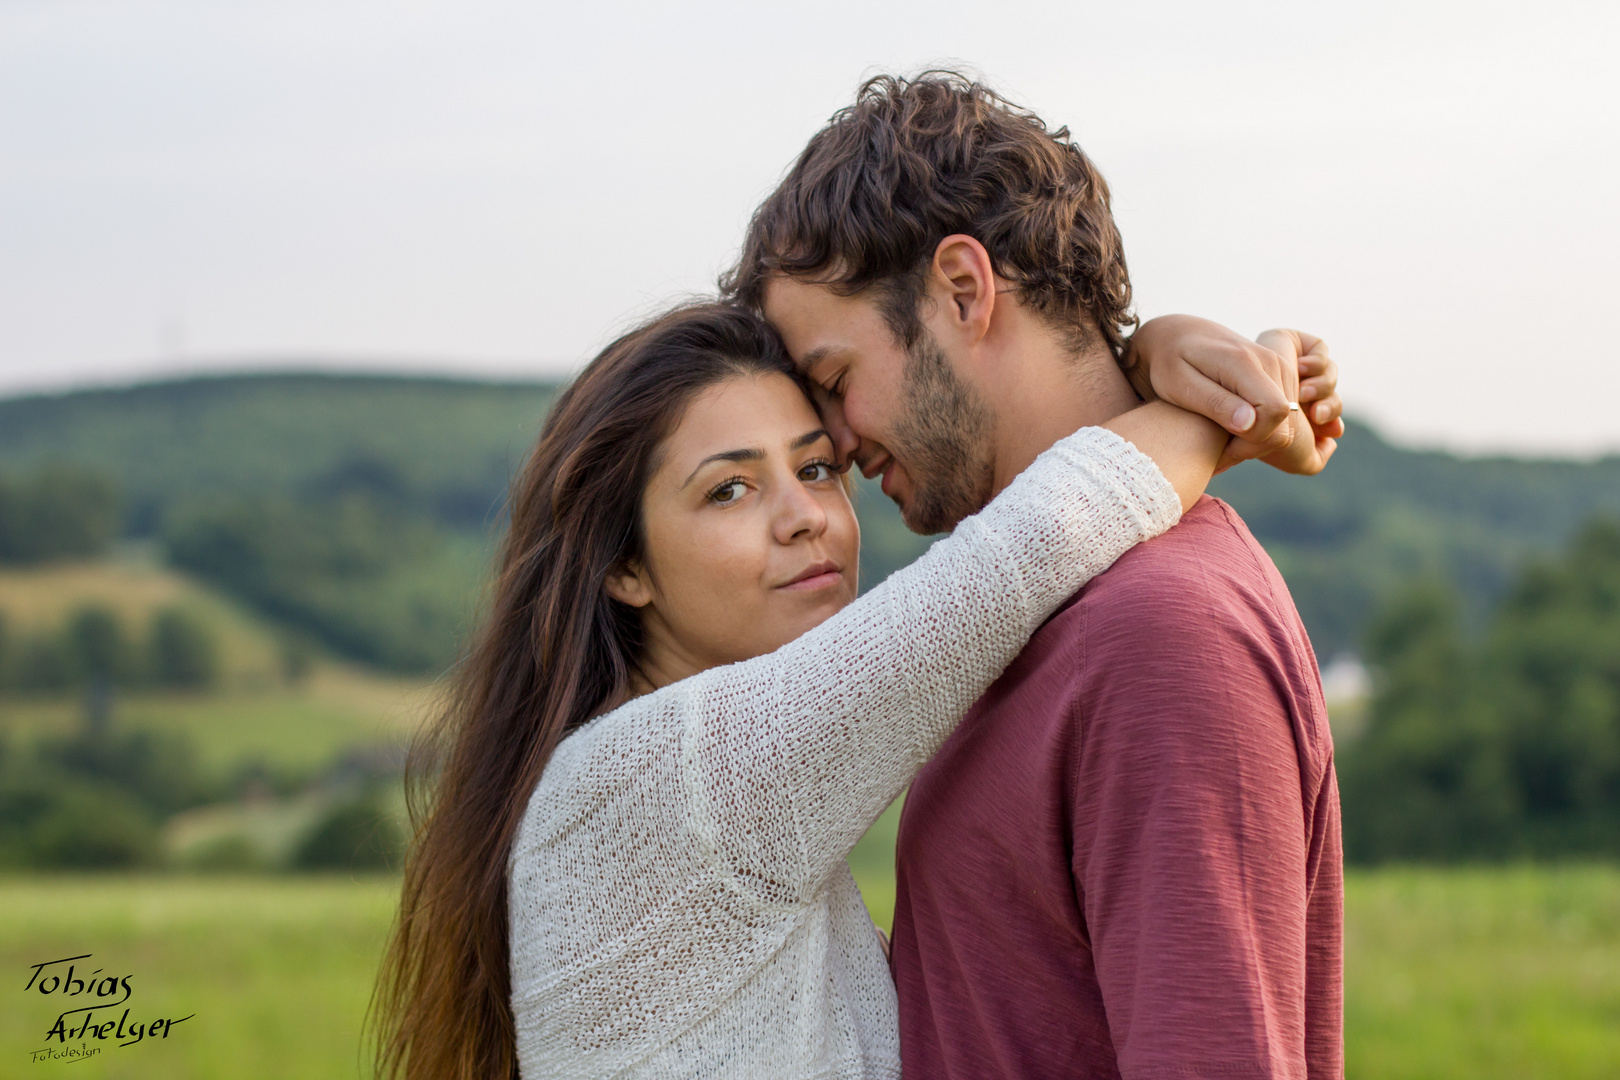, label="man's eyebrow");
[679,429,830,489]
[797,346,832,374]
